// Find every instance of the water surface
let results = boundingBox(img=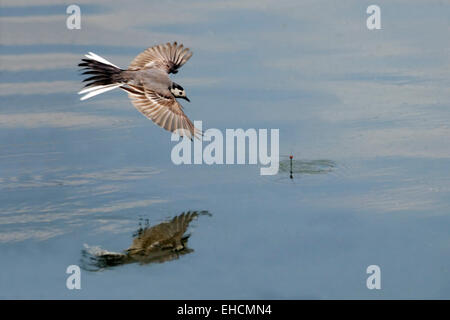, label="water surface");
[0,0,449,299]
